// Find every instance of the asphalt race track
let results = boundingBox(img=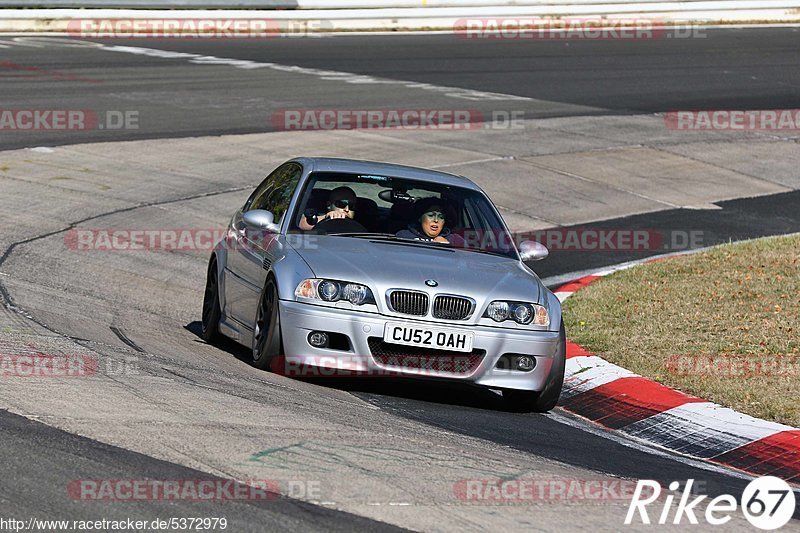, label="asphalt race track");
[1,27,799,149]
[0,28,799,531]
[0,410,404,532]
